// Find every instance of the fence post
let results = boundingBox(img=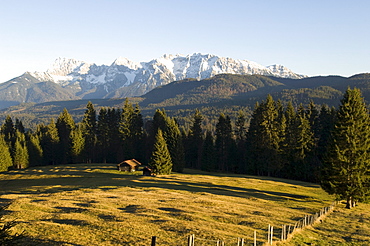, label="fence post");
[237,237,244,246]
[270,225,274,245]
[188,234,195,246]
[254,230,257,246]
[151,236,156,246]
